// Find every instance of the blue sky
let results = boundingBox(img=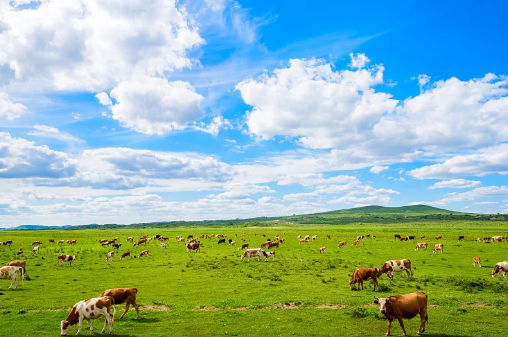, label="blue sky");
[0,0,507,227]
